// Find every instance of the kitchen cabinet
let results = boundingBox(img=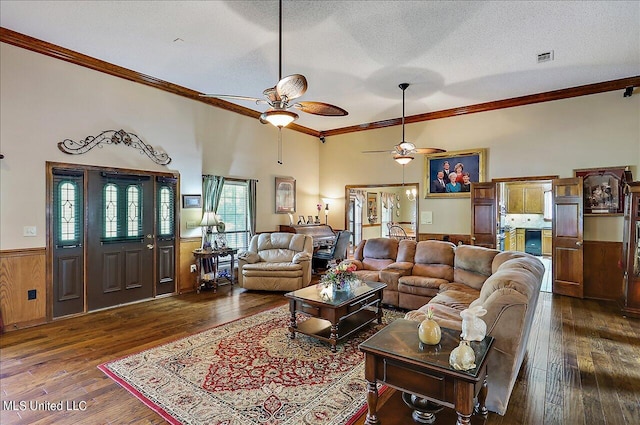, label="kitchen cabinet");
[620,182,640,318]
[504,229,516,251]
[506,183,550,214]
[542,229,552,256]
[516,228,525,252]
